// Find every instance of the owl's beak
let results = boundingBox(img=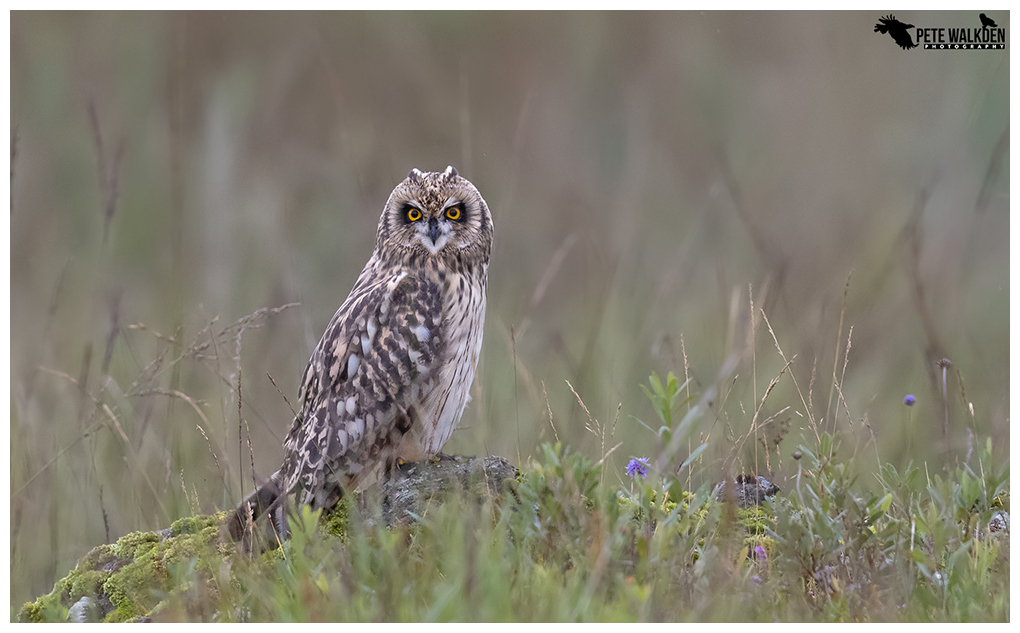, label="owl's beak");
[426,218,442,245]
